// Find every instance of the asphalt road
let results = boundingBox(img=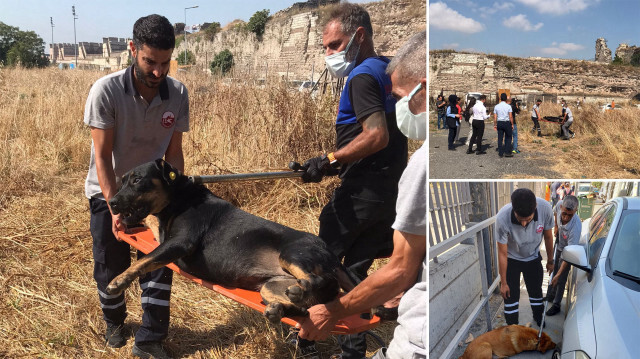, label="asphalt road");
[429,120,560,179]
